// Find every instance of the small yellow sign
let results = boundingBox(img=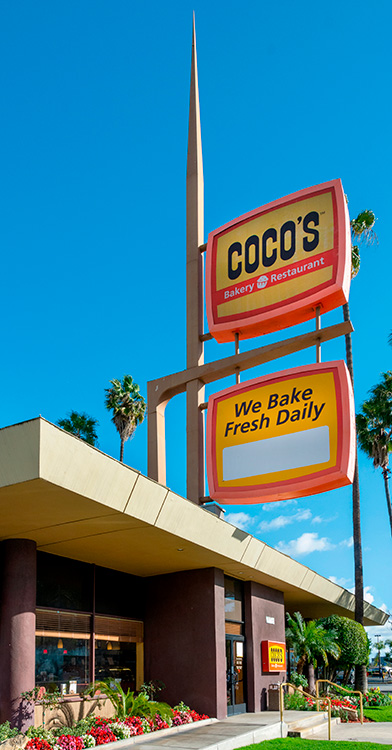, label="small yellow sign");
[262,641,286,672]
